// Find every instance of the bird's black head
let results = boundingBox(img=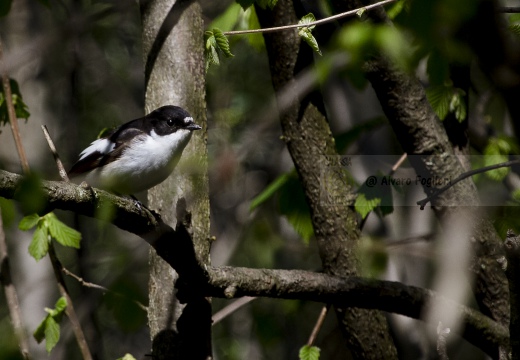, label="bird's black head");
[147,105,201,136]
